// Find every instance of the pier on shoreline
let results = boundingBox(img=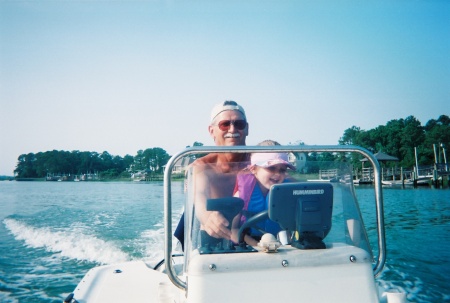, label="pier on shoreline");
[353,164,449,188]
